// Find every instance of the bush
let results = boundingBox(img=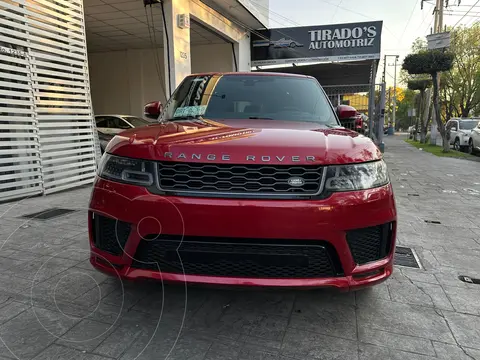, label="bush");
[403,51,454,75]
[407,79,432,91]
